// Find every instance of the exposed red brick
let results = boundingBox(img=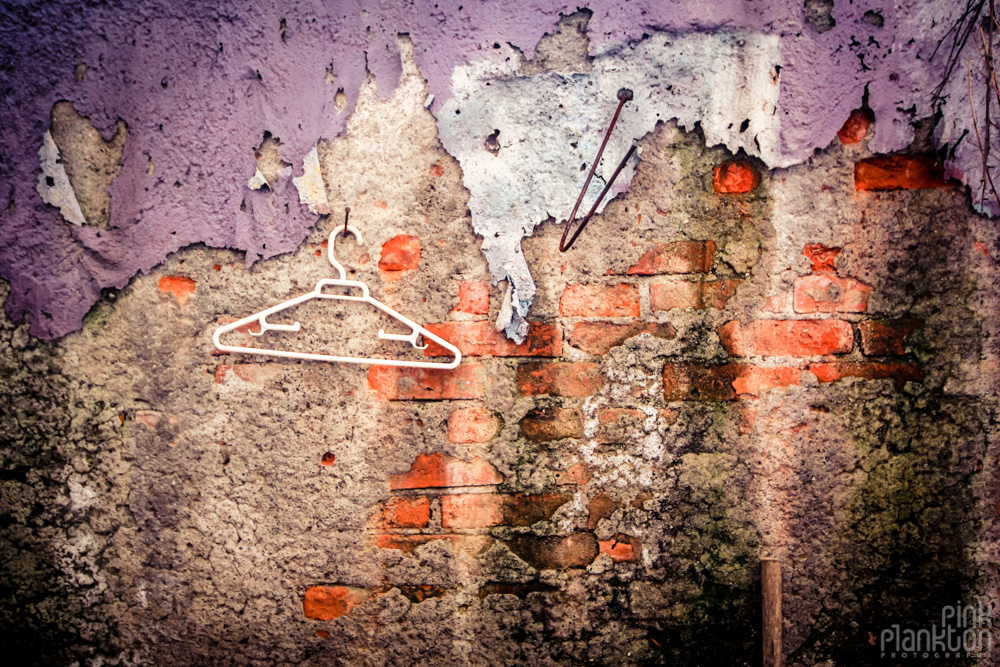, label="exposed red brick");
[441,493,570,529]
[367,364,482,400]
[803,244,842,272]
[713,159,761,194]
[378,235,421,271]
[316,630,329,639]
[215,364,231,384]
[503,533,599,569]
[373,534,491,555]
[559,283,640,318]
[390,452,502,490]
[730,366,801,396]
[858,319,923,356]
[516,362,604,397]
[429,164,444,177]
[447,407,503,444]
[568,321,675,355]
[588,494,617,530]
[809,362,923,388]
[855,155,948,191]
[519,407,584,442]
[718,320,853,357]
[424,321,561,357]
[793,274,872,313]
[765,292,790,313]
[158,275,196,306]
[838,108,874,145]
[625,240,716,275]
[321,452,336,466]
[595,407,678,444]
[649,278,741,311]
[451,281,490,315]
[599,535,641,562]
[303,586,368,620]
[371,496,430,529]
[663,363,801,401]
[562,462,591,485]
